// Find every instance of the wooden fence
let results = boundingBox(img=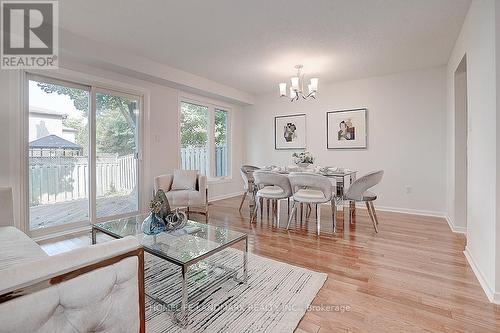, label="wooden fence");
[29,154,137,205]
[29,147,226,206]
[180,146,227,177]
